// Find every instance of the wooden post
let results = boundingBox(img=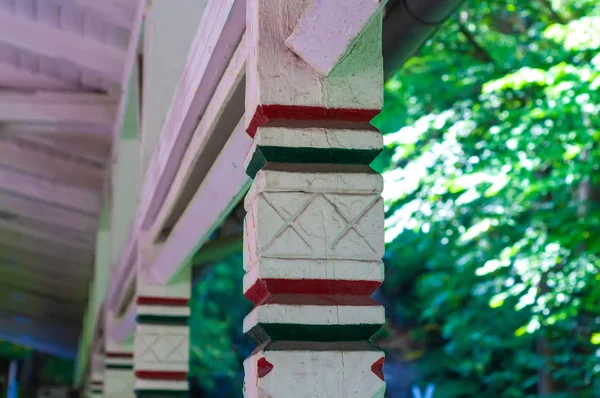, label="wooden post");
[105,314,135,398]
[133,240,191,397]
[243,0,386,396]
[88,353,104,398]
